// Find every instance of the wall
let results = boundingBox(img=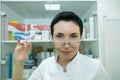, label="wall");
[97,0,120,80]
